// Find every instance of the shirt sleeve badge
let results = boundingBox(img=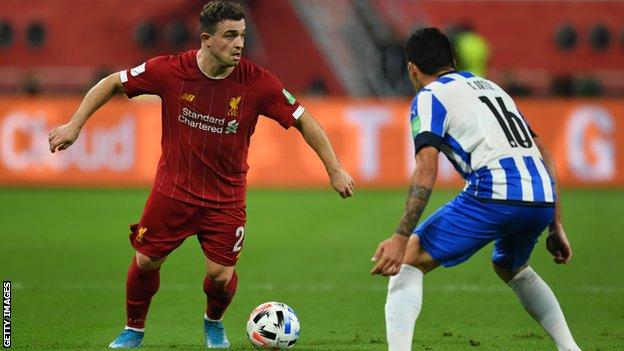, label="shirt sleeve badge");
[282,89,296,105]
